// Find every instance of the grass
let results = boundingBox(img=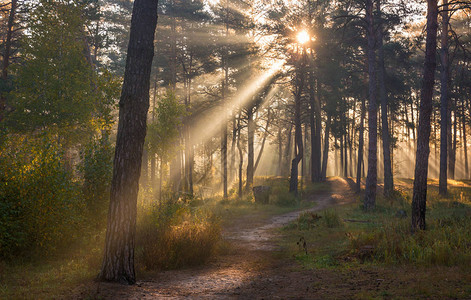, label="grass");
[278,178,471,298]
